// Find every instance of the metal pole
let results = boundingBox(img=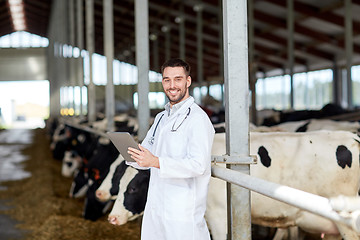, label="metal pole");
[59,0,68,115]
[179,1,185,60]
[211,165,360,233]
[222,0,251,239]
[68,0,75,111]
[86,0,96,123]
[135,0,150,141]
[287,0,294,109]
[248,0,257,125]
[305,65,309,108]
[152,32,159,72]
[345,0,353,109]
[196,4,203,102]
[104,0,115,131]
[165,15,171,61]
[218,0,224,107]
[333,59,342,106]
[48,0,62,117]
[262,72,267,109]
[77,0,84,117]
